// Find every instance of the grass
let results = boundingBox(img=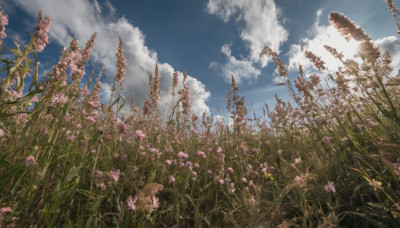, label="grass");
[1,2,400,227]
